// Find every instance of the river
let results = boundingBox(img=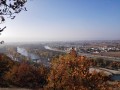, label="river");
[16,47,50,66]
[17,47,39,60]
